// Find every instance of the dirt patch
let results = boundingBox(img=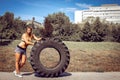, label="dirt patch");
[0,46,33,72]
[67,50,120,72]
